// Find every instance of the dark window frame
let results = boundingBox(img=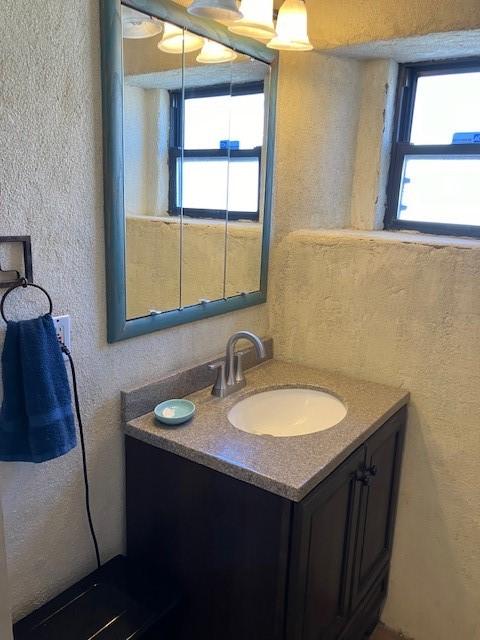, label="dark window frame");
[385,58,480,238]
[168,81,264,222]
